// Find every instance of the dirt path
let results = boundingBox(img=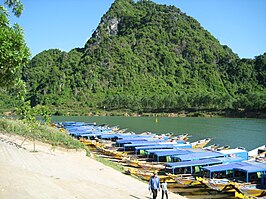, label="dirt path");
[0,133,186,199]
